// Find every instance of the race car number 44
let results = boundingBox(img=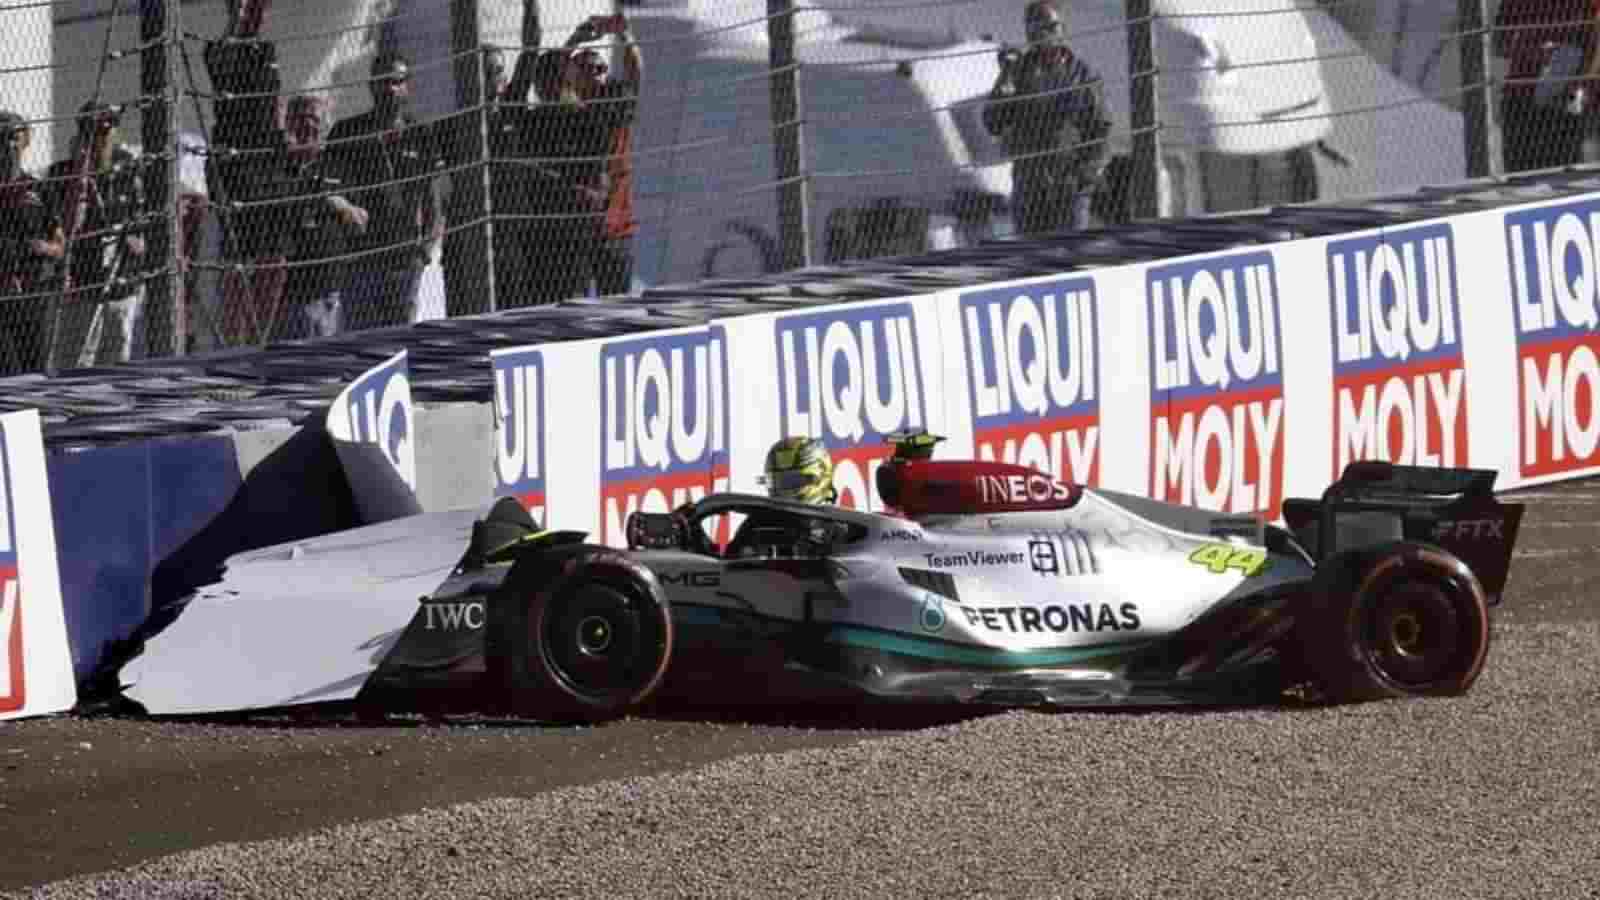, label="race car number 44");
[1188,544,1270,577]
